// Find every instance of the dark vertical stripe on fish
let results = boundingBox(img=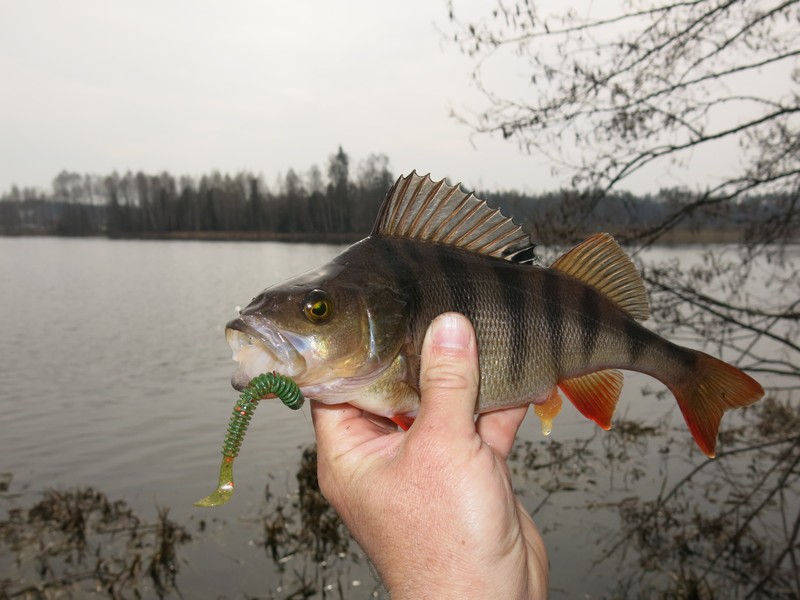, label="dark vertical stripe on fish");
[542,270,564,375]
[436,246,475,318]
[623,317,648,365]
[379,238,420,317]
[378,239,406,285]
[495,261,528,387]
[580,285,601,364]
